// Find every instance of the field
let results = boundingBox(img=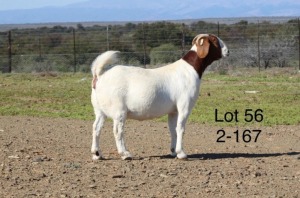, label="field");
[0,68,299,197]
[1,68,299,125]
